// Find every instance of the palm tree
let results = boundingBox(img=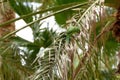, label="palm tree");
[0,0,120,80]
